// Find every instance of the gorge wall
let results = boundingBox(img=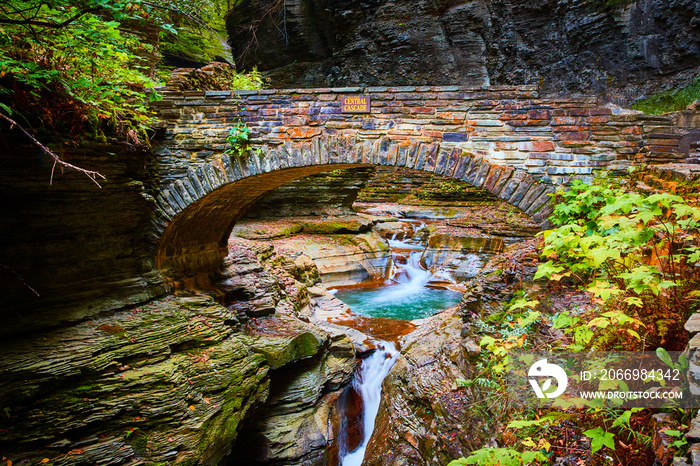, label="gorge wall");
[226,0,700,104]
